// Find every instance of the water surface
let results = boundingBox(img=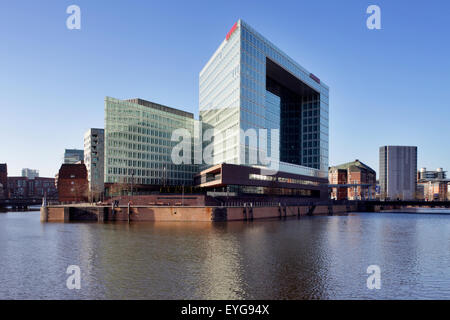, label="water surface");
[0,209,449,299]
